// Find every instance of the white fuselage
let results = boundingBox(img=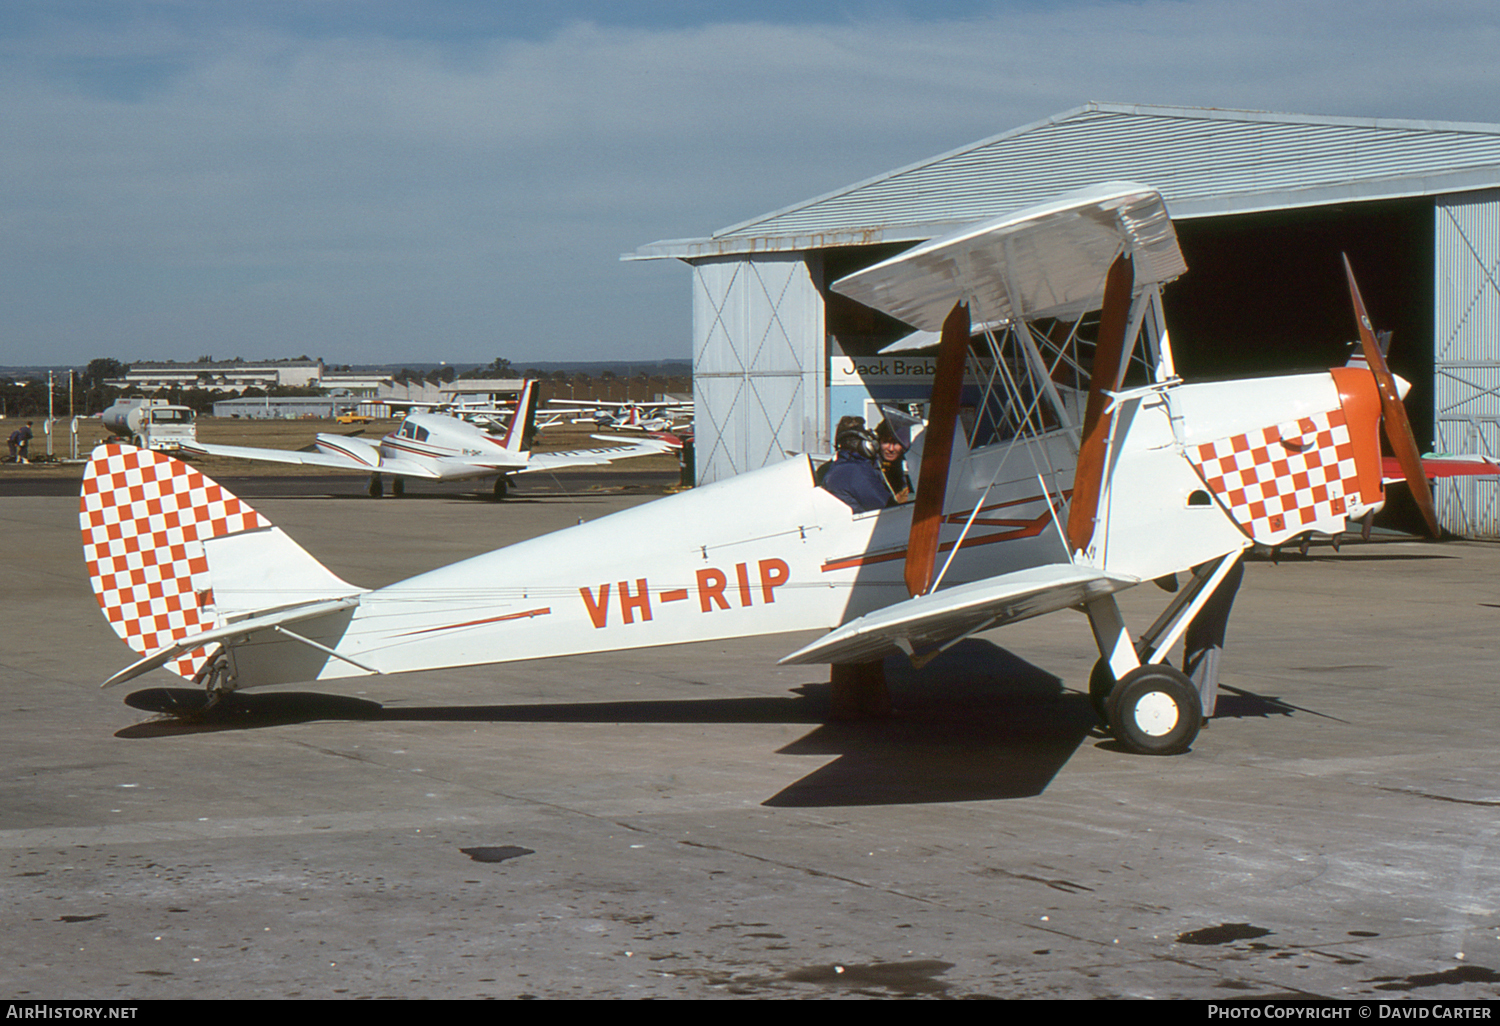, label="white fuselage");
[370,413,525,480]
[214,368,1386,687]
